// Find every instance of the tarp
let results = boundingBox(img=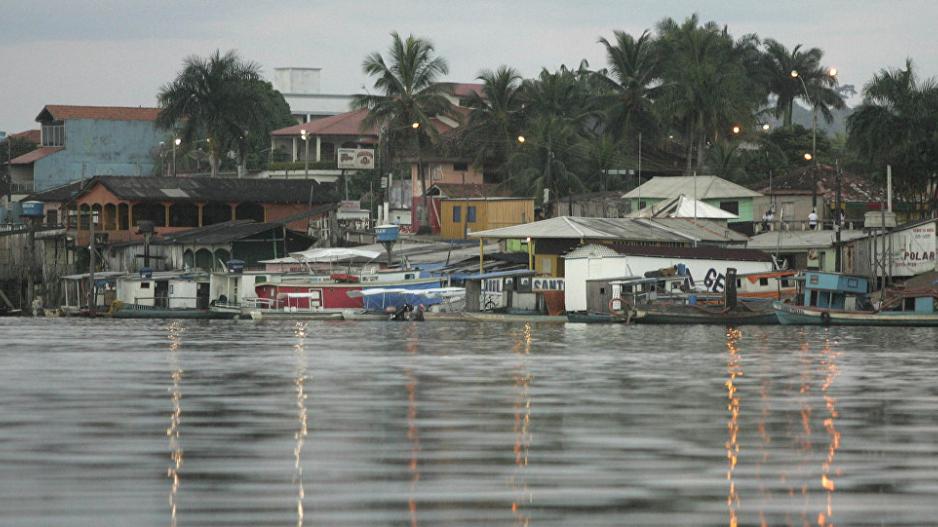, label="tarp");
[260,247,382,264]
[347,287,465,298]
[628,195,738,219]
